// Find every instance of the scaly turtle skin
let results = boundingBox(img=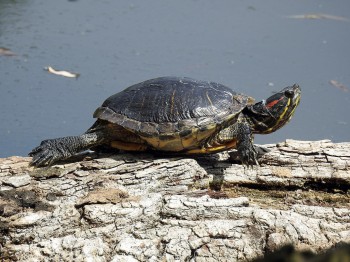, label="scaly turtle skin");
[29,77,301,167]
